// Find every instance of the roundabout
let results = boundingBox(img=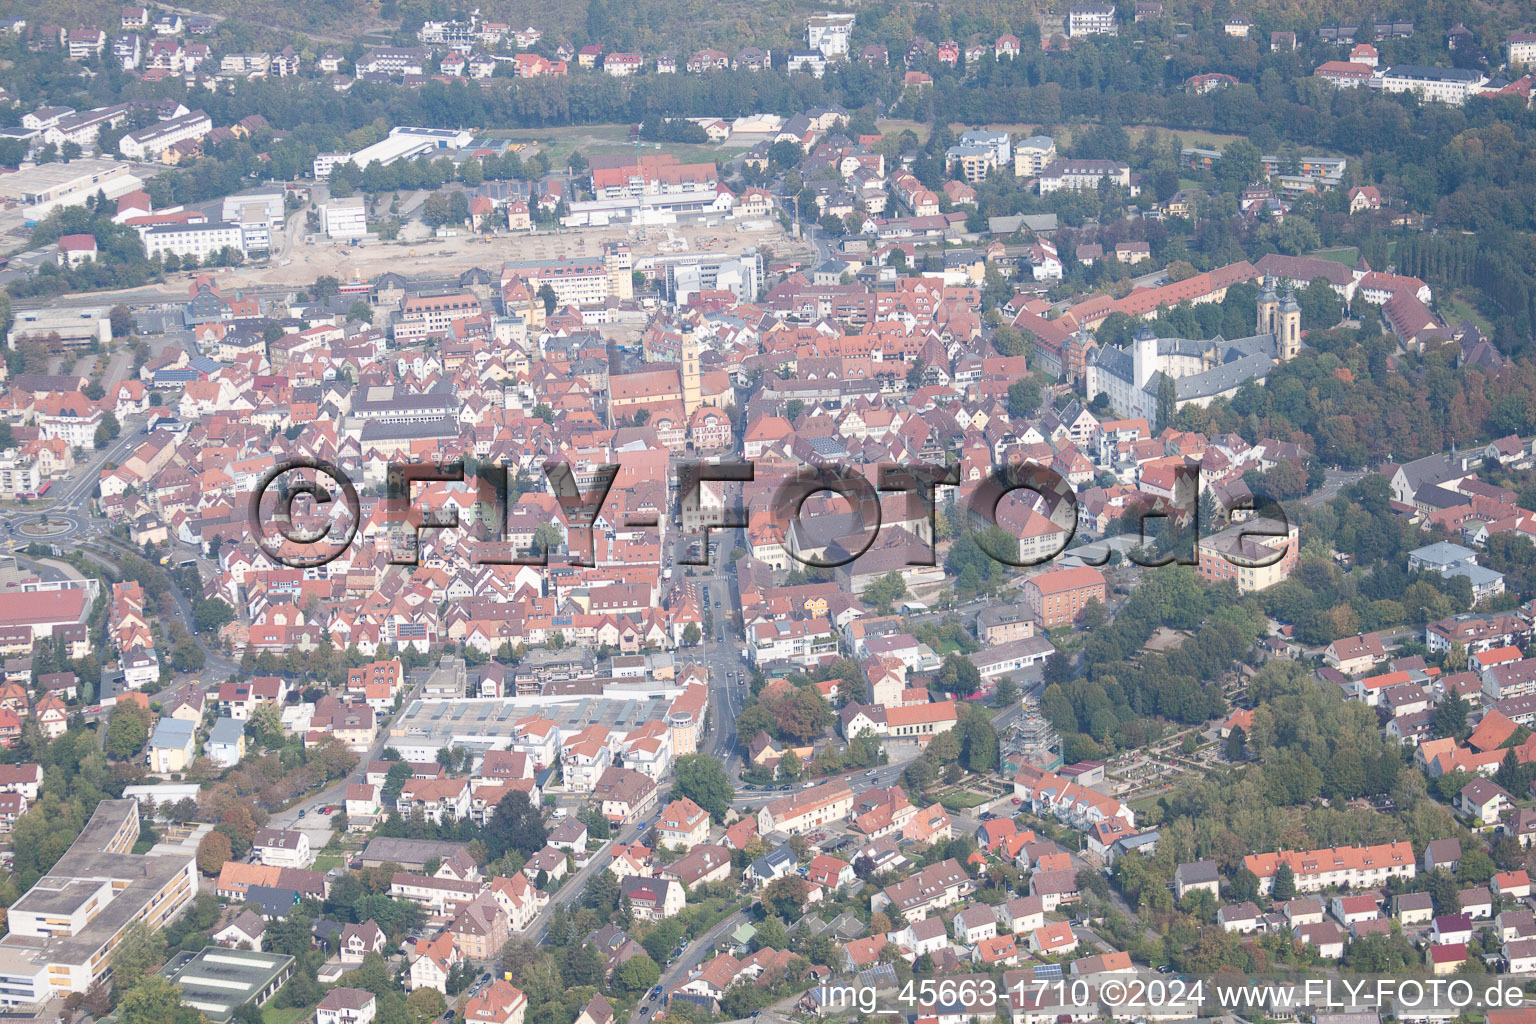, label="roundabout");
[10,511,87,540]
